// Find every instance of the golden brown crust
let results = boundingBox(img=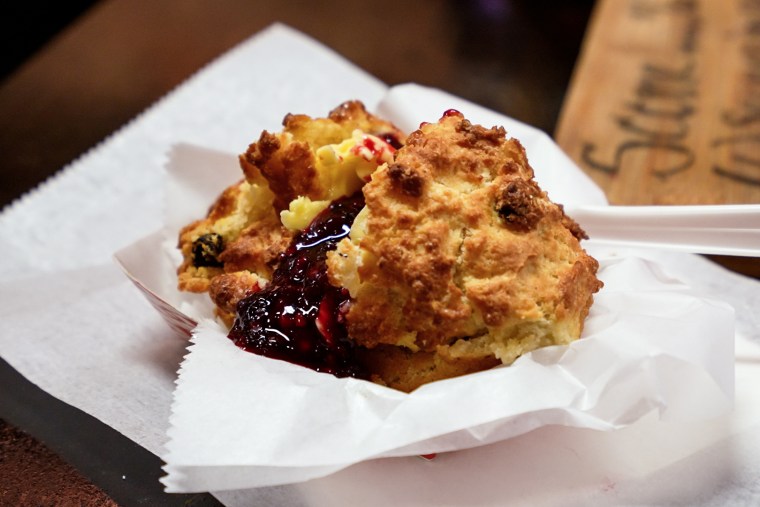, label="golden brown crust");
[208,271,264,327]
[357,345,502,393]
[176,174,287,292]
[177,180,246,293]
[218,219,292,277]
[245,132,318,211]
[208,272,257,315]
[327,111,602,389]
